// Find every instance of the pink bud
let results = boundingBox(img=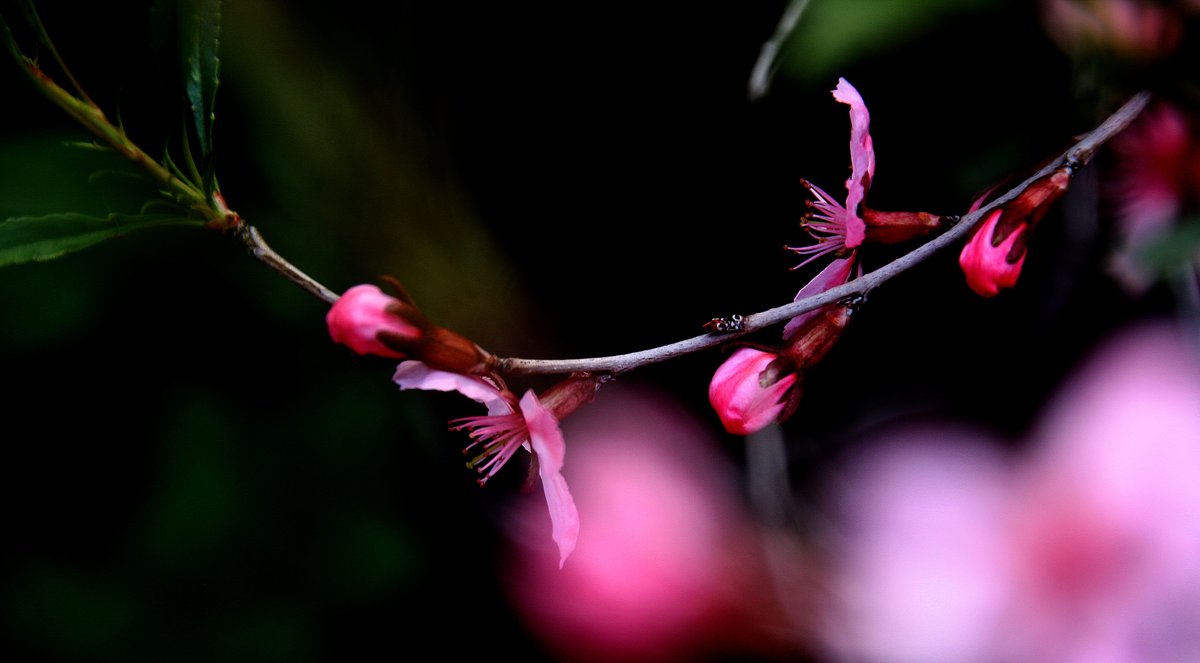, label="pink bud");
[959,168,1070,297]
[959,209,1027,298]
[708,347,798,436]
[326,284,423,358]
